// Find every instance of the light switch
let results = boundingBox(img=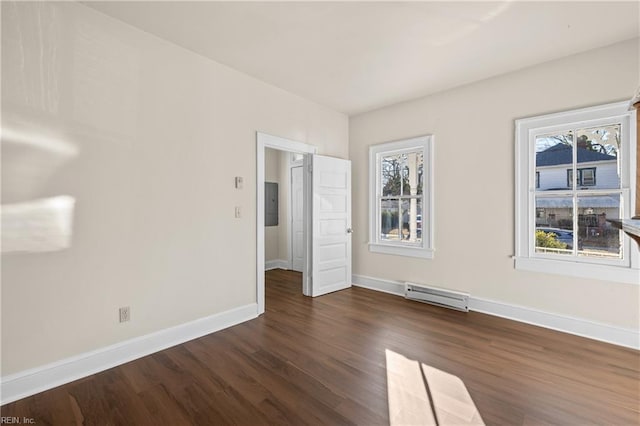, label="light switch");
[235,176,243,189]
